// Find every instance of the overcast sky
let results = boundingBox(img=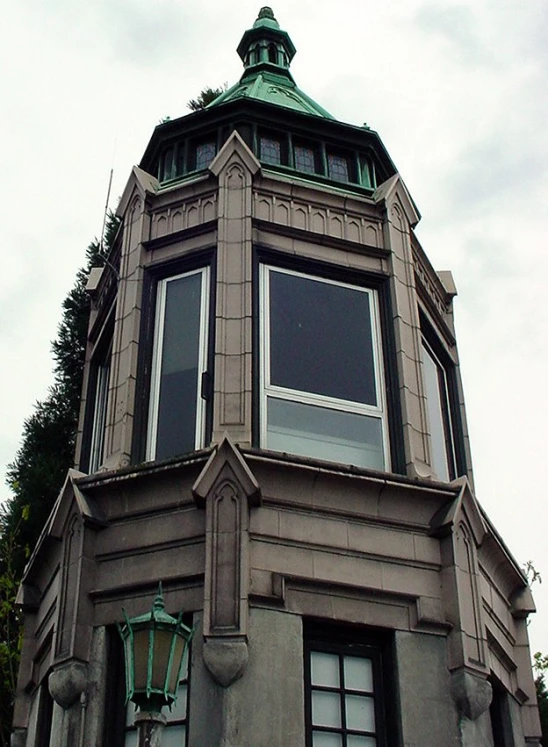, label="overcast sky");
[1,0,547,654]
